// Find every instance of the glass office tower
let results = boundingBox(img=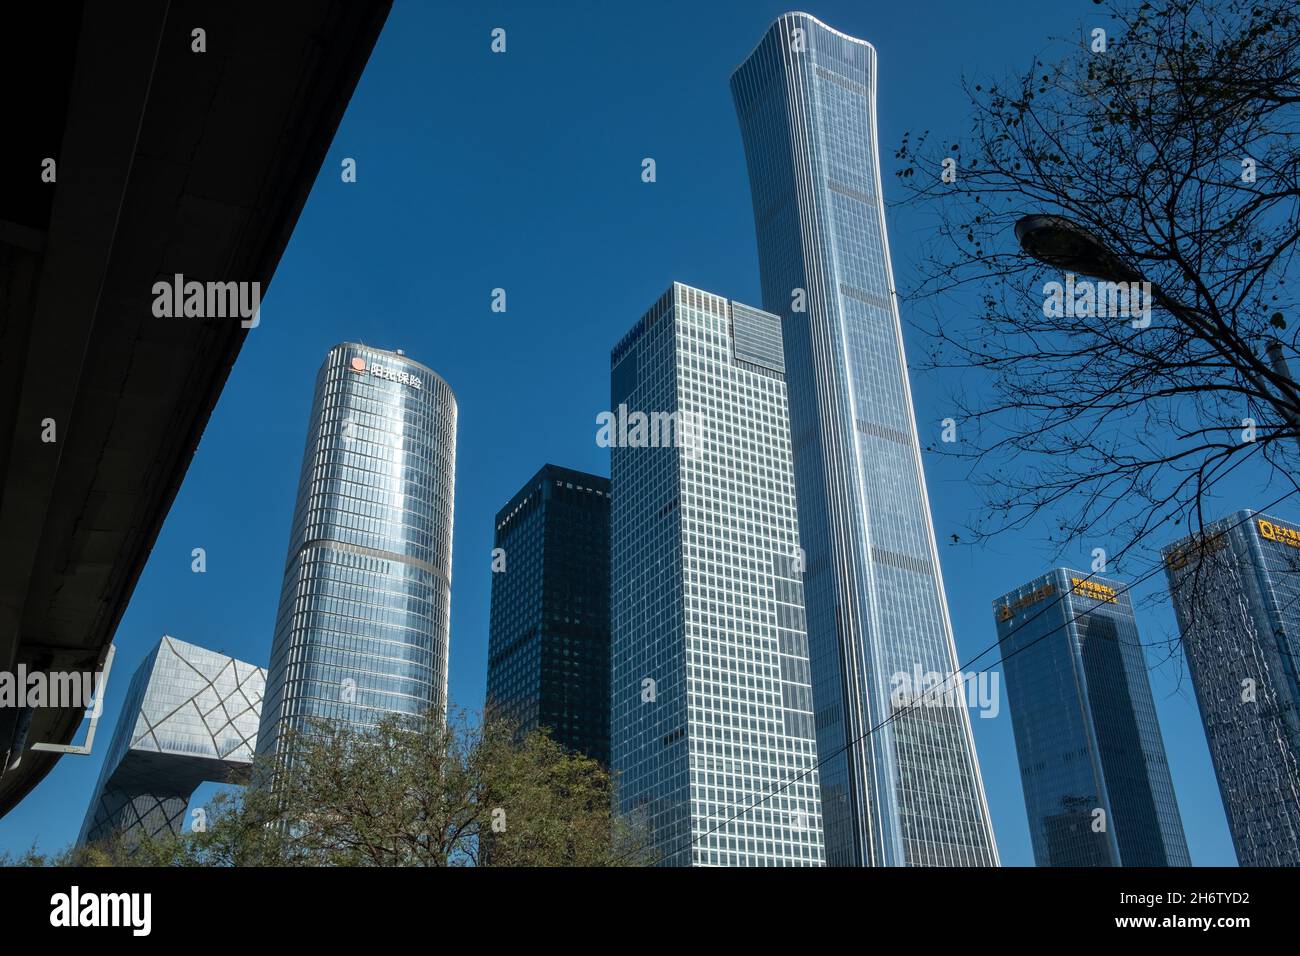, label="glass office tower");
[256,344,457,767]
[610,283,824,866]
[732,12,997,865]
[486,464,611,764]
[994,570,1190,866]
[1164,510,1300,866]
[79,636,265,846]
